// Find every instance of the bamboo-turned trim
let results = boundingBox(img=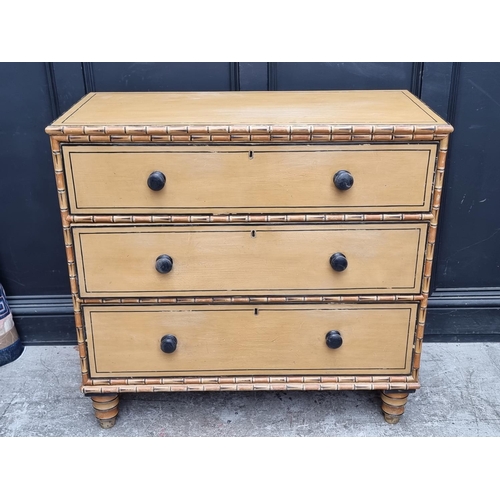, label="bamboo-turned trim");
[45,123,453,143]
[51,137,89,386]
[82,374,420,394]
[79,294,425,305]
[411,136,449,381]
[68,213,434,224]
